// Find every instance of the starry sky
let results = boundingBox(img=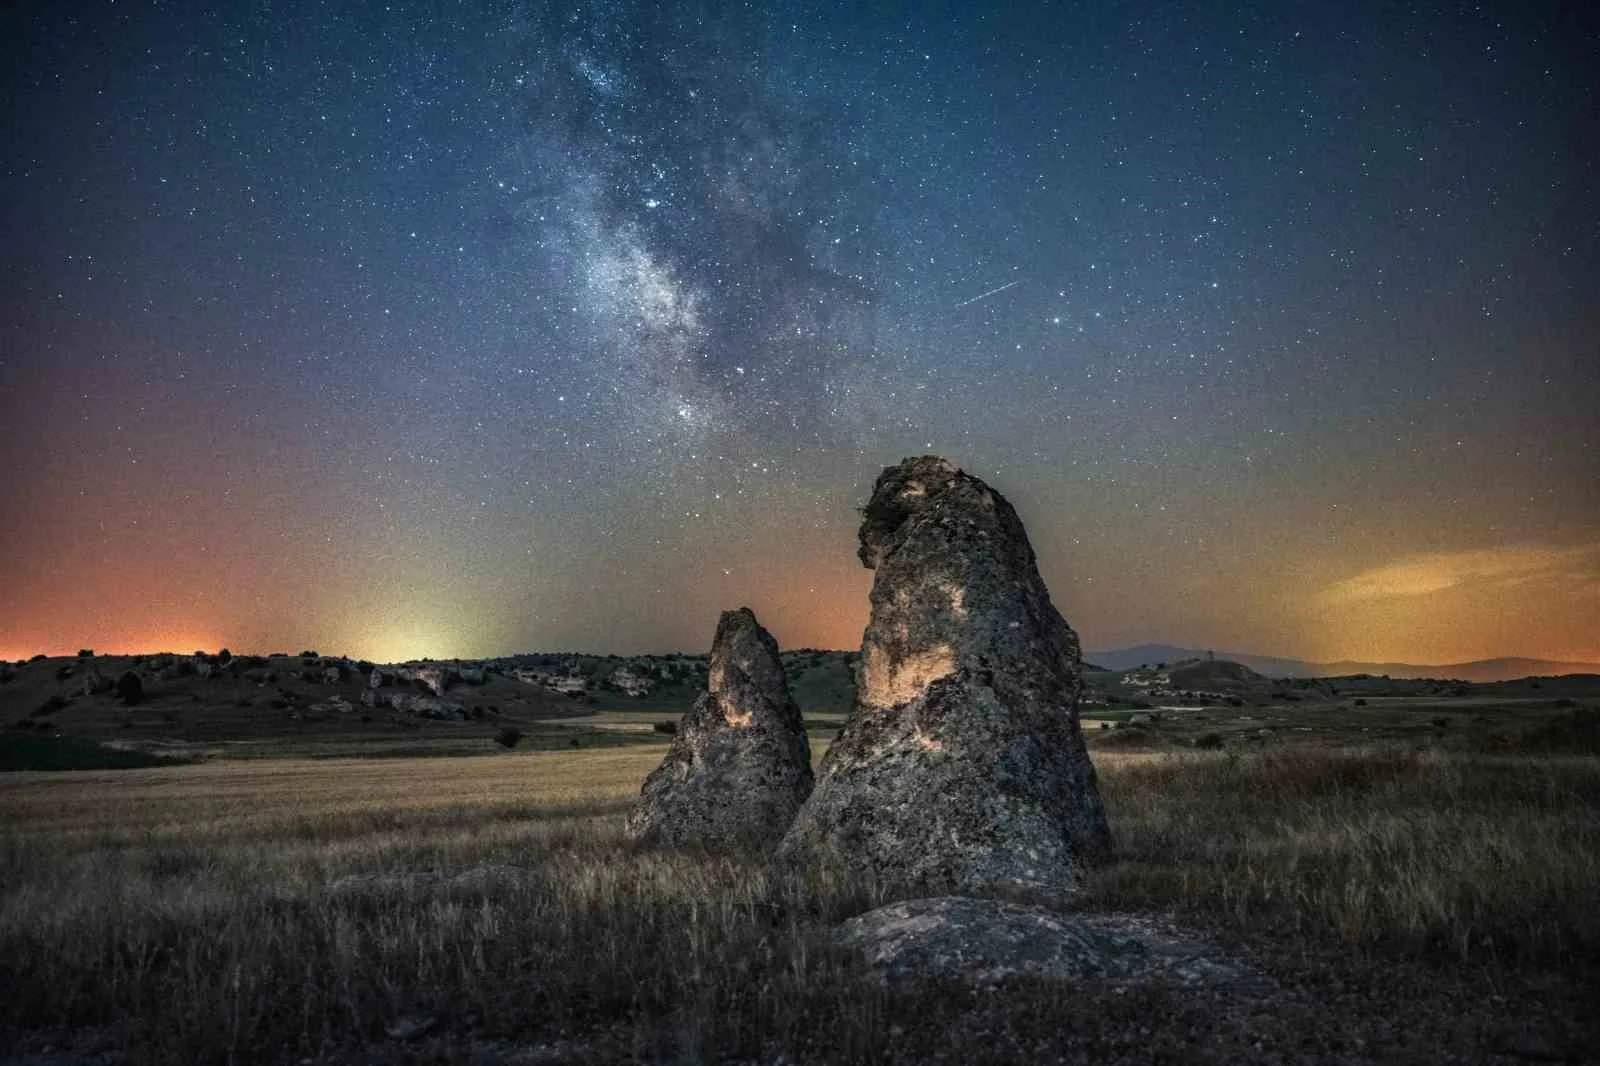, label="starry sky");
[3,0,1597,665]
